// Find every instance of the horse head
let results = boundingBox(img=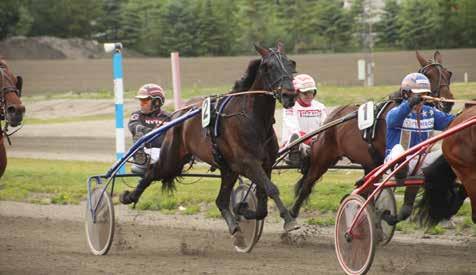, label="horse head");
[0,60,25,128]
[254,42,297,109]
[416,51,454,112]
